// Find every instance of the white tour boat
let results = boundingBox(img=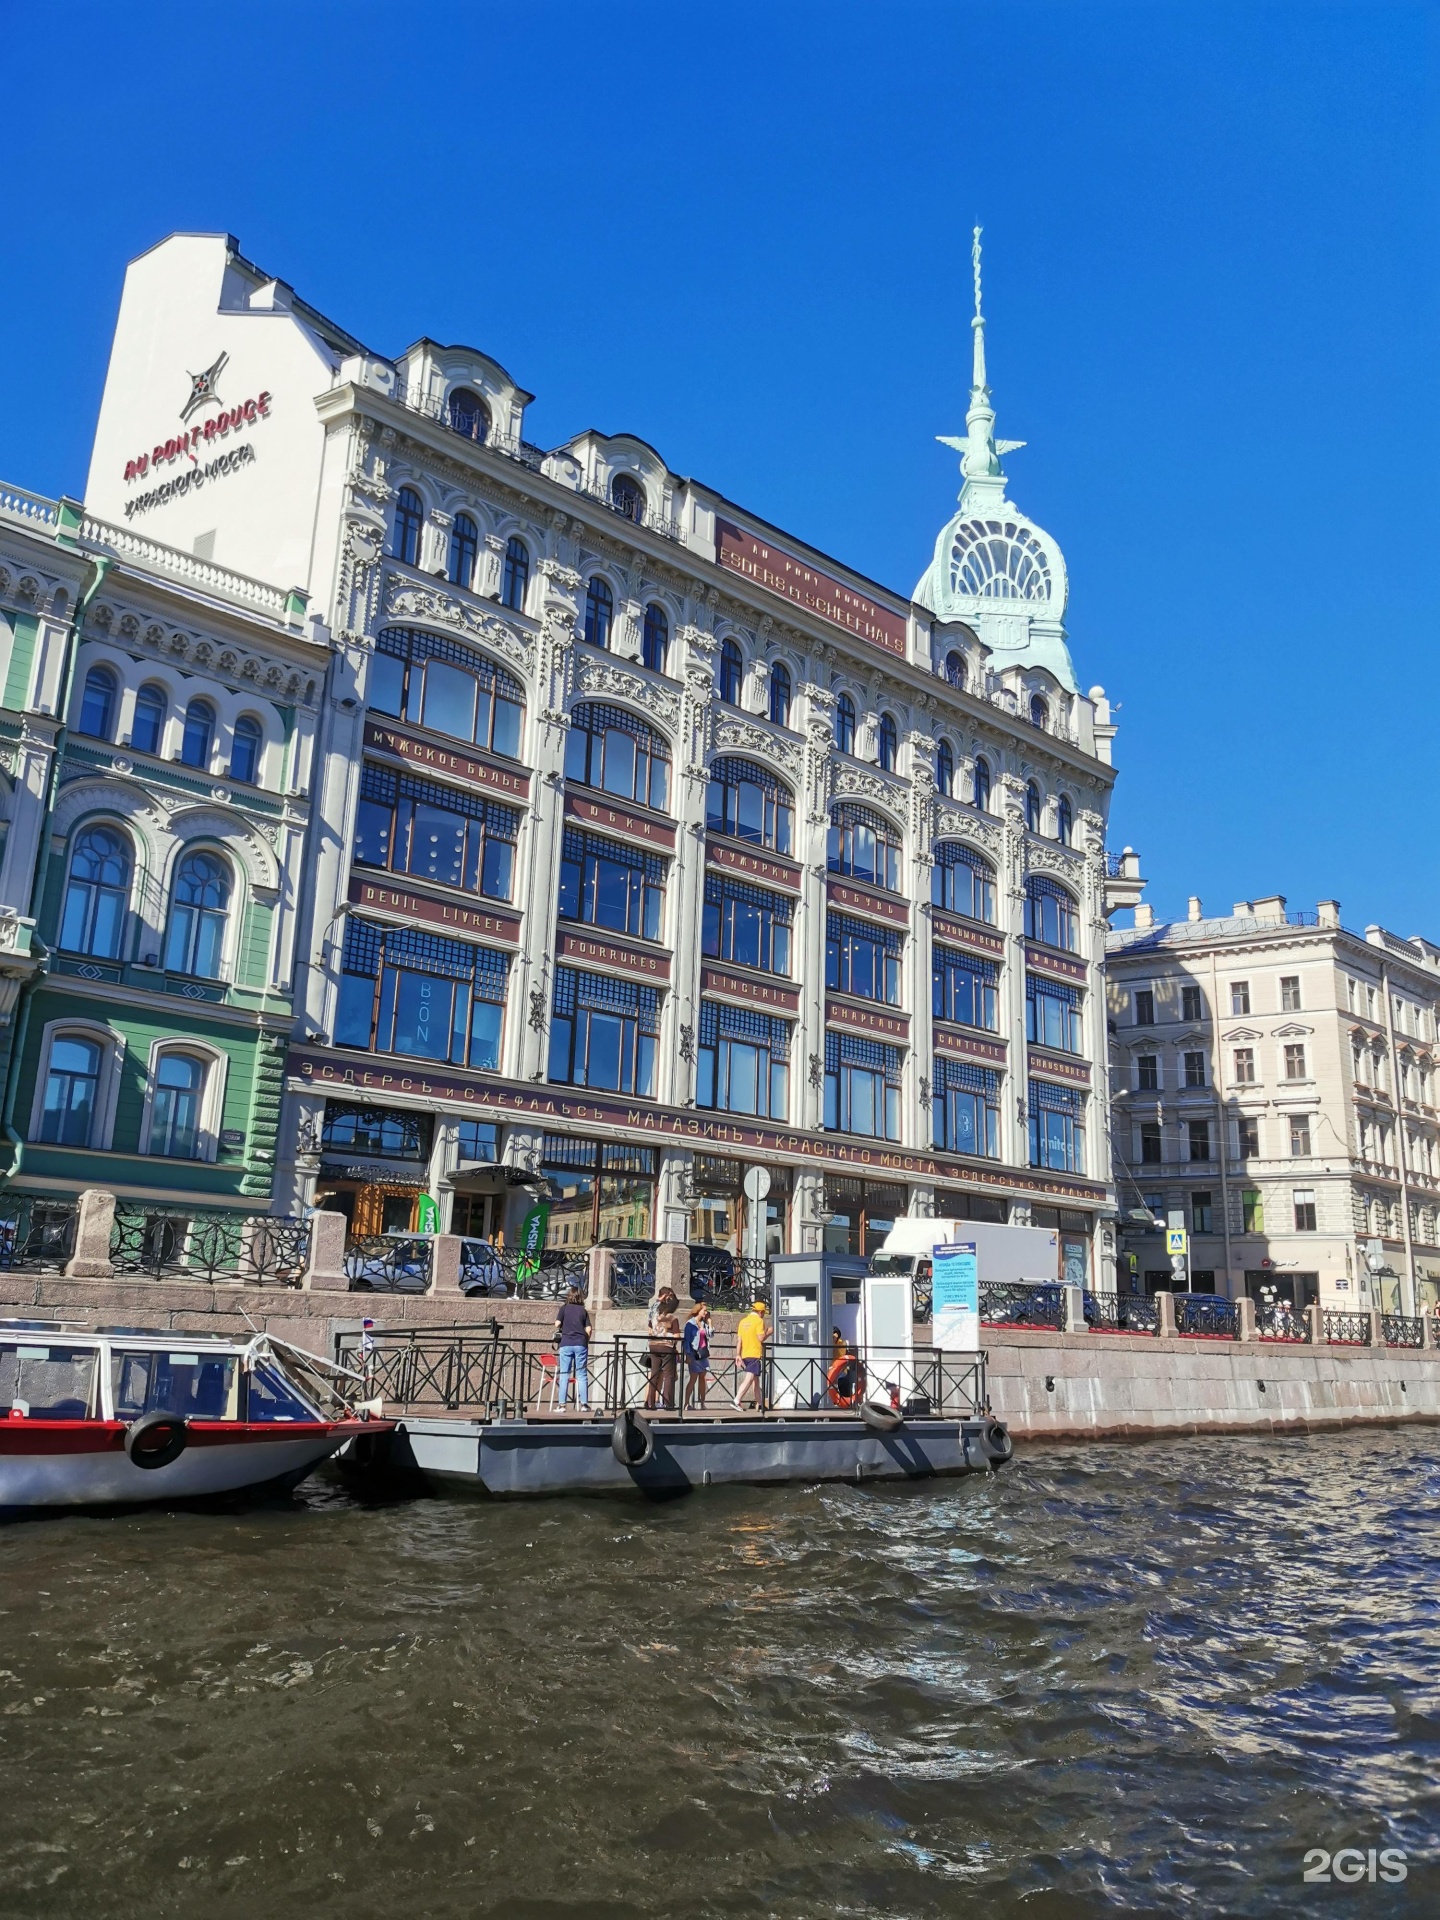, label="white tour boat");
[0,1319,389,1513]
